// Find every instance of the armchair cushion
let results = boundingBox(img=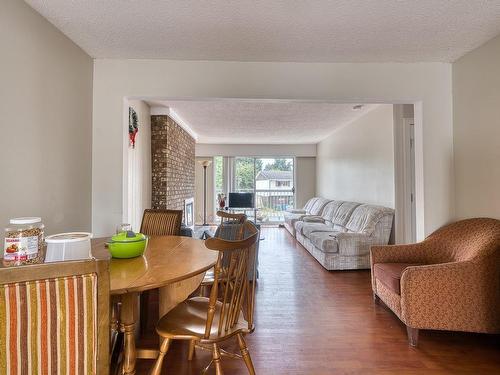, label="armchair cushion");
[373,263,423,295]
